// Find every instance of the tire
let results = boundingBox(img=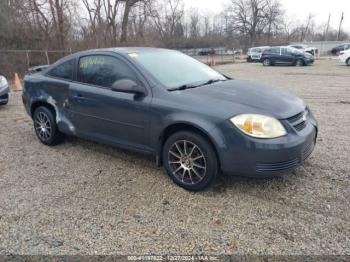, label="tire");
[263,58,271,66]
[33,106,64,146]
[162,131,218,191]
[346,58,350,66]
[296,59,304,66]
